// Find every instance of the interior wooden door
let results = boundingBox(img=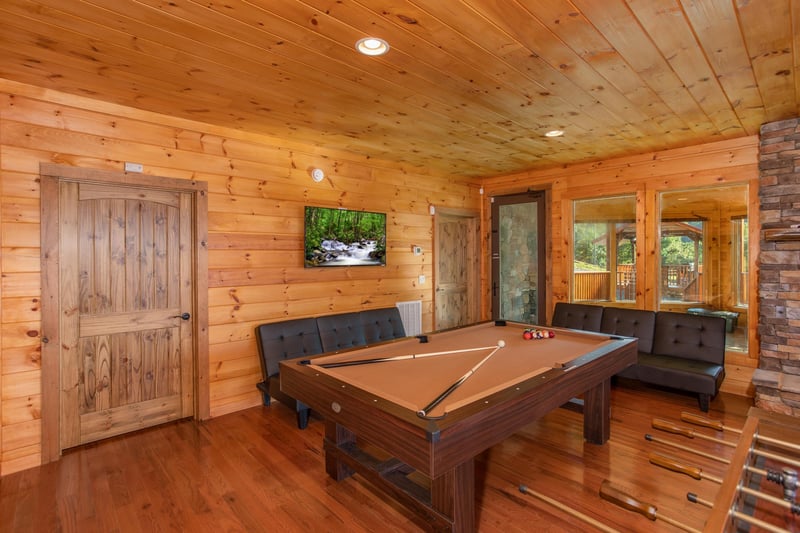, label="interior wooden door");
[434,209,480,330]
[57,181,195,449]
